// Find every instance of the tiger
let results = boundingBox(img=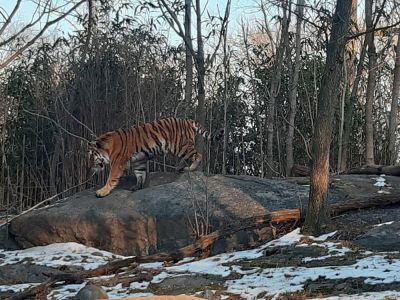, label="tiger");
[88,117,223,198]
